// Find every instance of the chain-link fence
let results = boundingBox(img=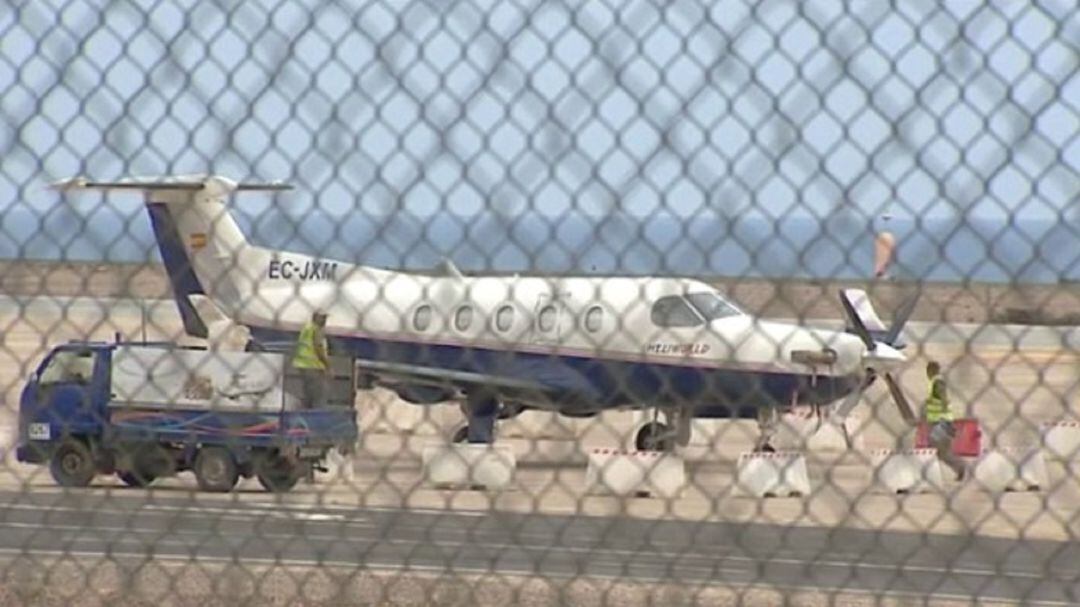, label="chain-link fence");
[1,0,1079,605]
